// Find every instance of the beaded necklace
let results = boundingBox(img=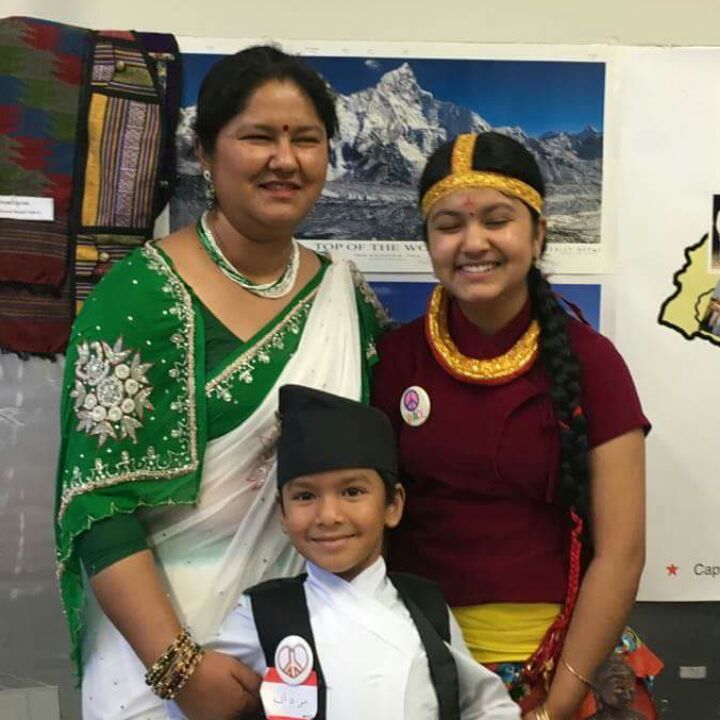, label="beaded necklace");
[196,212,300,299]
